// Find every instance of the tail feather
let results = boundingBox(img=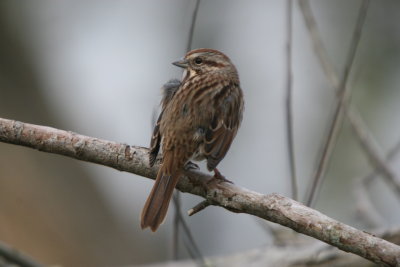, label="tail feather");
[141,162,181,231]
